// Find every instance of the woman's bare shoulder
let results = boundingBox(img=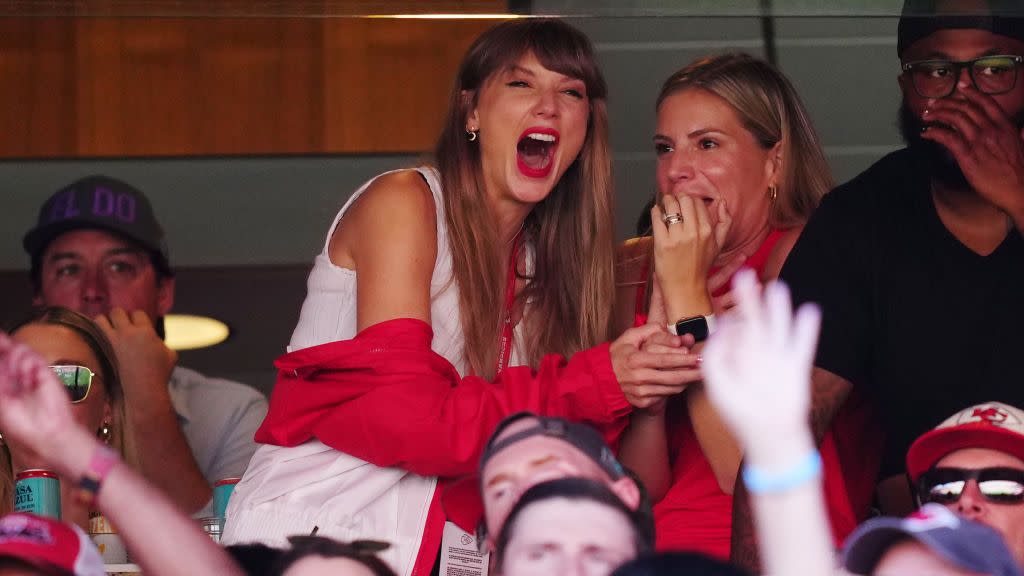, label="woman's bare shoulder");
[329,170,438,268]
